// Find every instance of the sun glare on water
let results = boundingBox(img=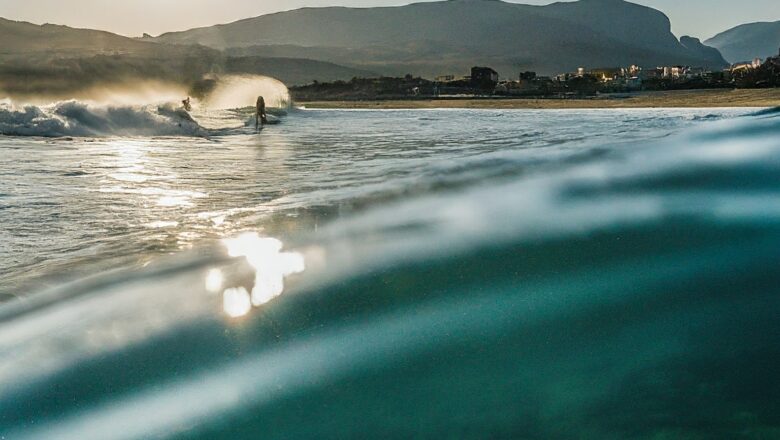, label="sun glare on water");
[212,232,305,318]
[222,287,252,319]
